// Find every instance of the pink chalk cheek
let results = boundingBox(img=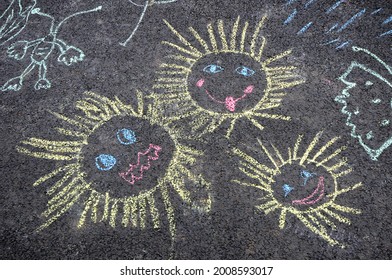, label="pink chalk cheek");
[244,85,254,94]
[196,78,205,88]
